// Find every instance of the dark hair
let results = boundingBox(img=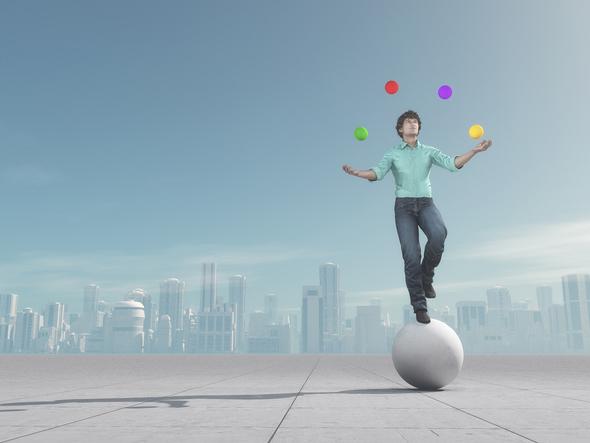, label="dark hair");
[395,110,421,138]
